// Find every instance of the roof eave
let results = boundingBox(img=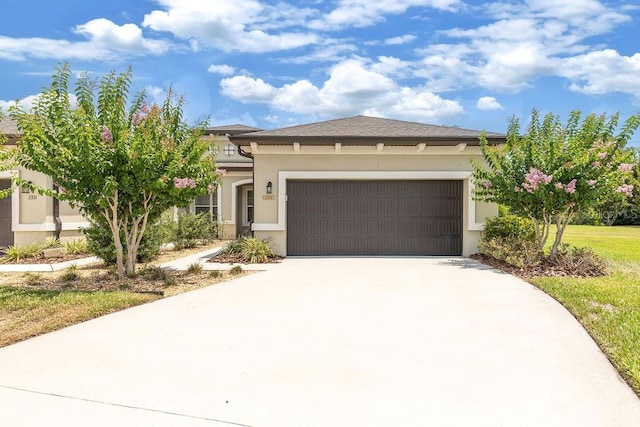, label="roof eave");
[230,135,506,146]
